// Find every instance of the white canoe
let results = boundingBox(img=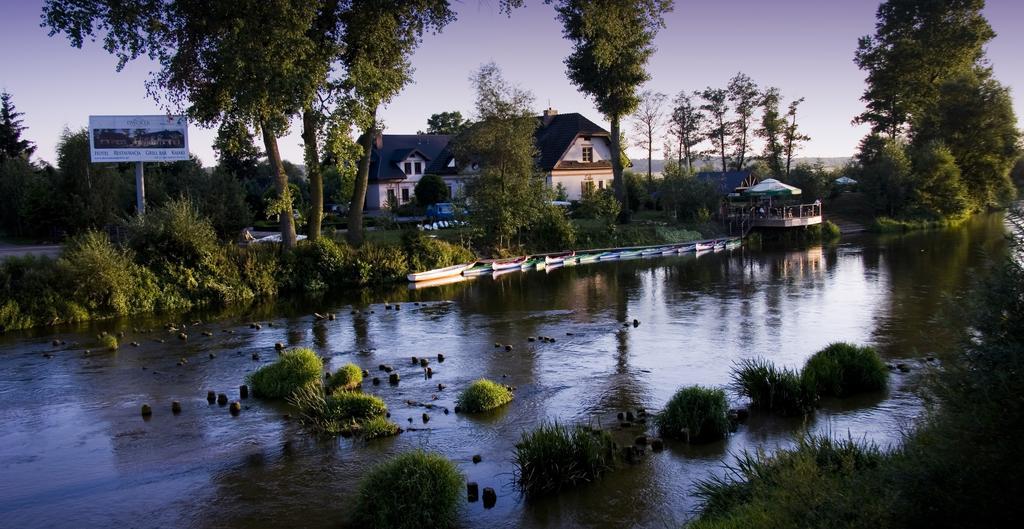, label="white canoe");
[492,256,527,271]
[407,262,475,282]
